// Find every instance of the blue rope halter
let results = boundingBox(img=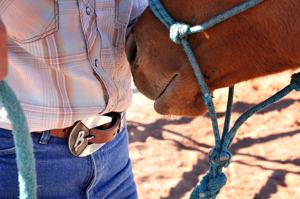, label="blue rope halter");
[148,0,300,198]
